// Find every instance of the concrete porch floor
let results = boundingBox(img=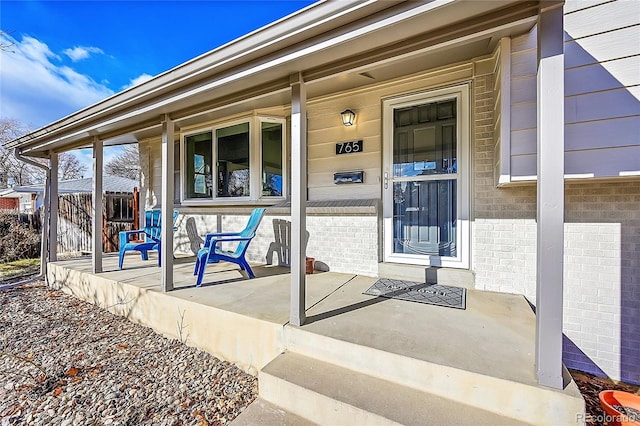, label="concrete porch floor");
[47,253,584,424]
